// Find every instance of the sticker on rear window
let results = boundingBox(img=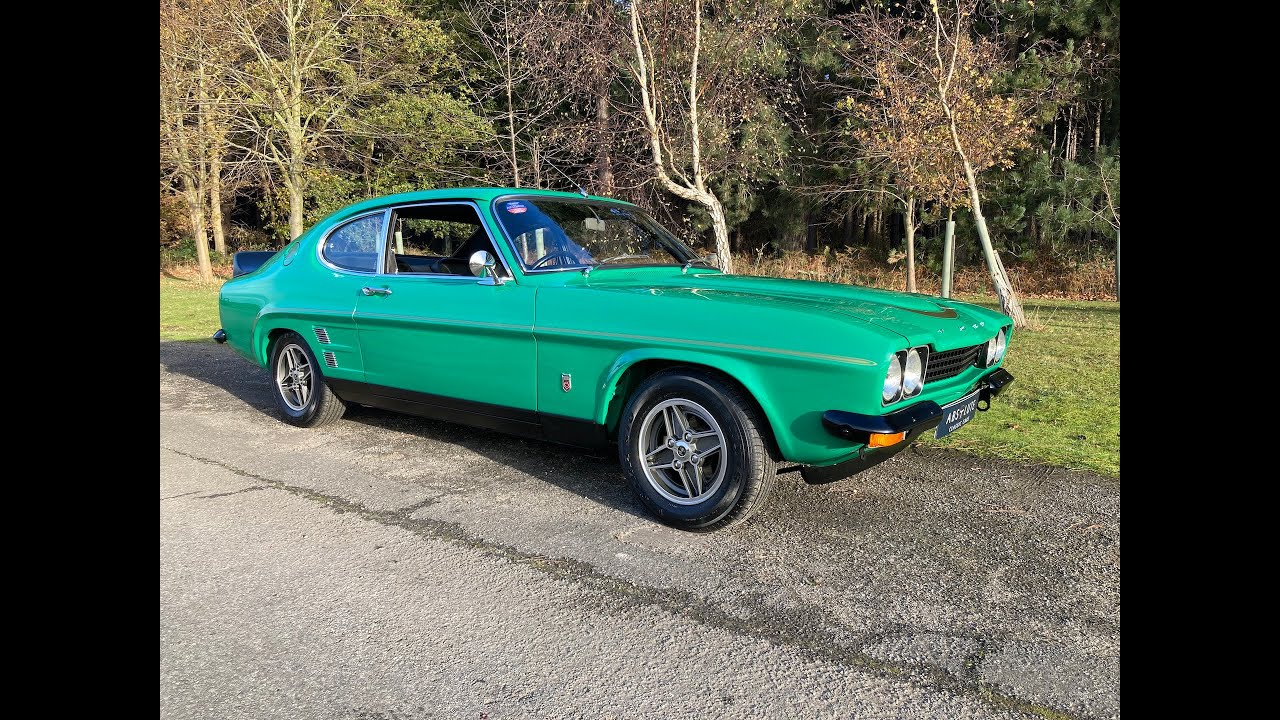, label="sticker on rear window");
[505,201,527,214]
